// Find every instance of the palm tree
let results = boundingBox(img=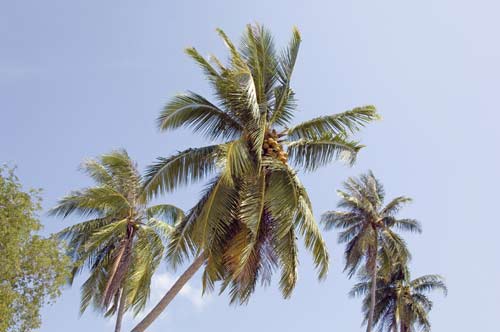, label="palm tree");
[50,150,184,332]
[350,264,447,332]
[321,171,421,332]
[131,24,379,332]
